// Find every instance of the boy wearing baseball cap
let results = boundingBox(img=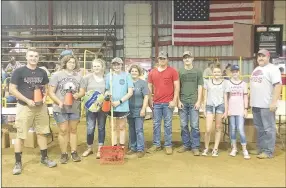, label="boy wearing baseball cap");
[177,51,203,156]
[147,51,179,155]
